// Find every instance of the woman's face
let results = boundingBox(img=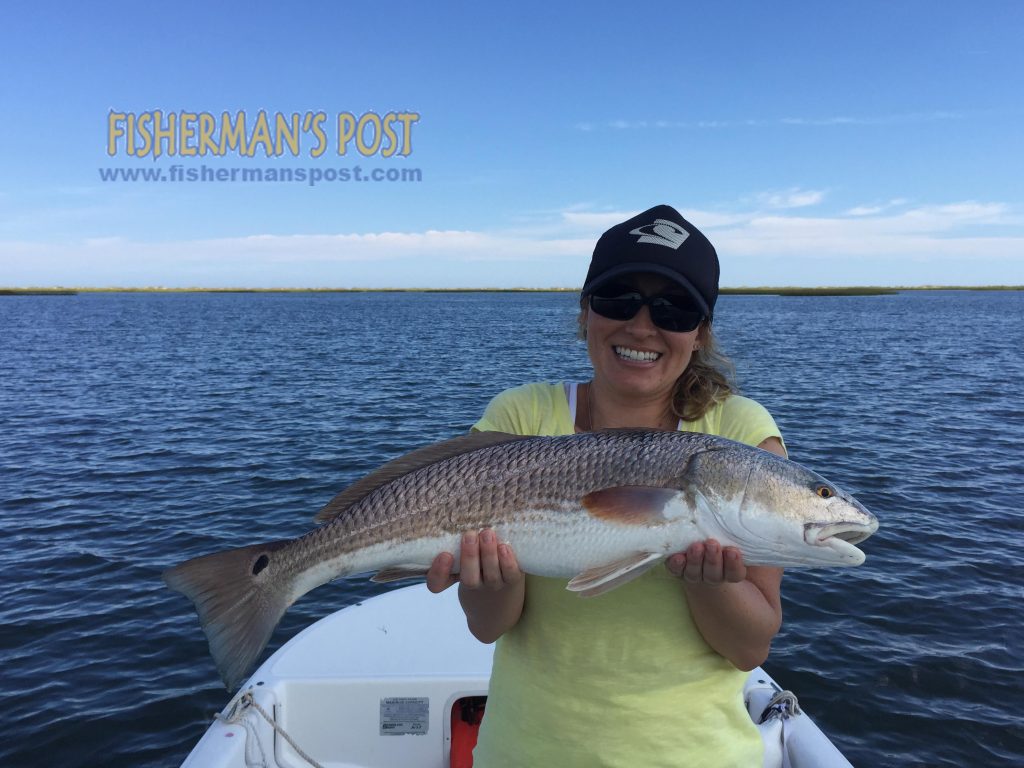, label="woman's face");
[585,272,704,402]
